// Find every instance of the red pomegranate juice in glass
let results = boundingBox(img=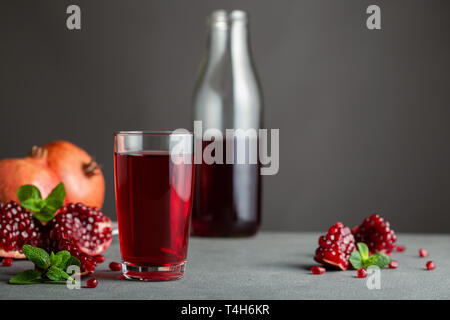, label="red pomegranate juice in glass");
[114,148,194,280]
